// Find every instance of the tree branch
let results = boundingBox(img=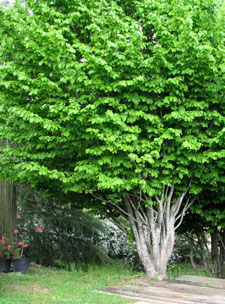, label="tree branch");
[91,192,139,223]
[174,197,196,230]
[127,194,148,226]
